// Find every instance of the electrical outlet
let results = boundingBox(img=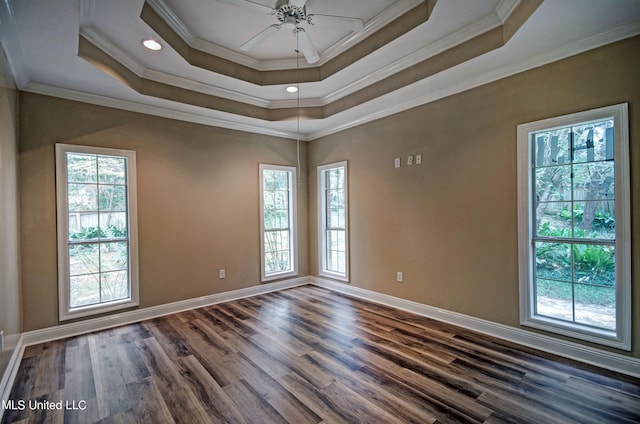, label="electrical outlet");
[416,154,422,165]
[394,157,401,168]
[219,269,225,279]
[407,155,414,166]
[397,272,403,283]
